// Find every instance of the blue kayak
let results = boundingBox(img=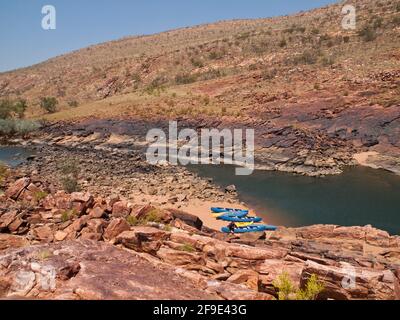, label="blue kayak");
[221,225,277,233]
[211,207,249,214]
[218,215,263,223]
